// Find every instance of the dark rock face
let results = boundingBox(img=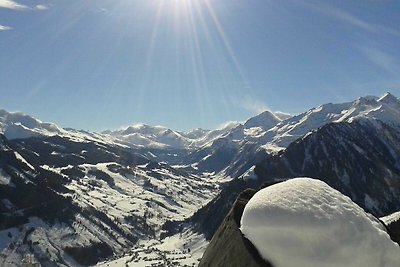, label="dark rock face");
[65,242,114,266]
[190,178,278,241]
[199,189,273,267]
[386,218,400,246]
